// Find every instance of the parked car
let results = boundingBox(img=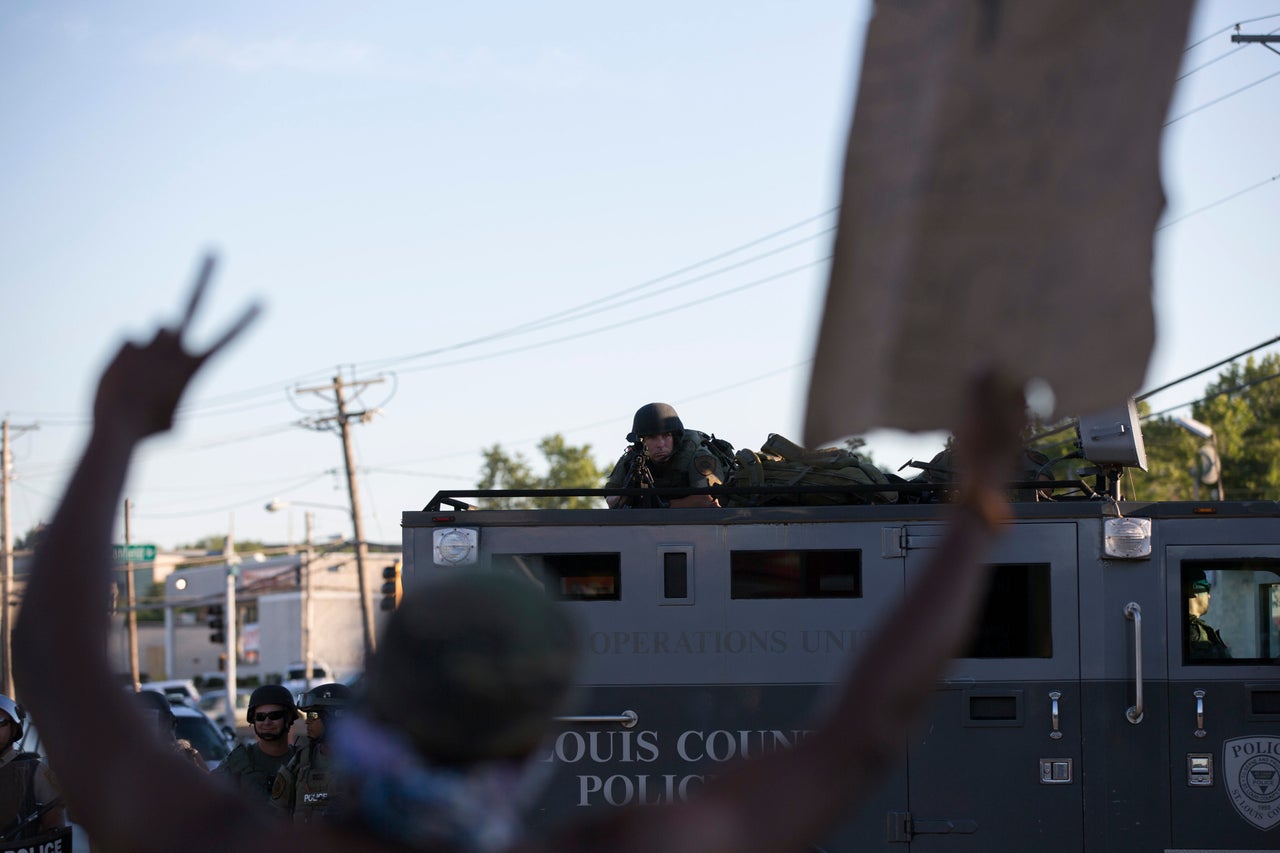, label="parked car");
[171,703,232,770]
[280,660,334,697]
[198,687,254,743]
[138,678,200,706]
